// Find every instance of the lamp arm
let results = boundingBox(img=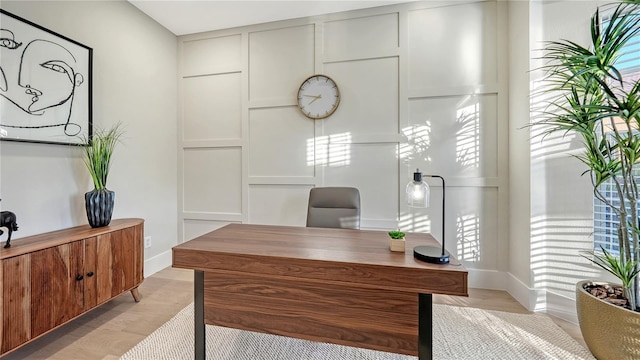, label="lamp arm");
[407,170,449,264]
[427,175,445,256]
